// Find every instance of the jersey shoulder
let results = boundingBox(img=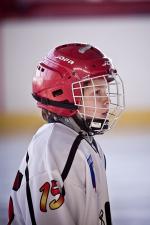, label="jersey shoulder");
[26,123,79,177]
